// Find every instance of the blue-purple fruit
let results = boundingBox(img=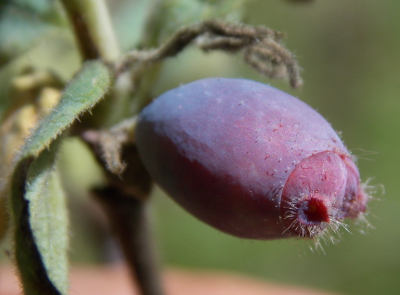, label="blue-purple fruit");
[135,78,367,240]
